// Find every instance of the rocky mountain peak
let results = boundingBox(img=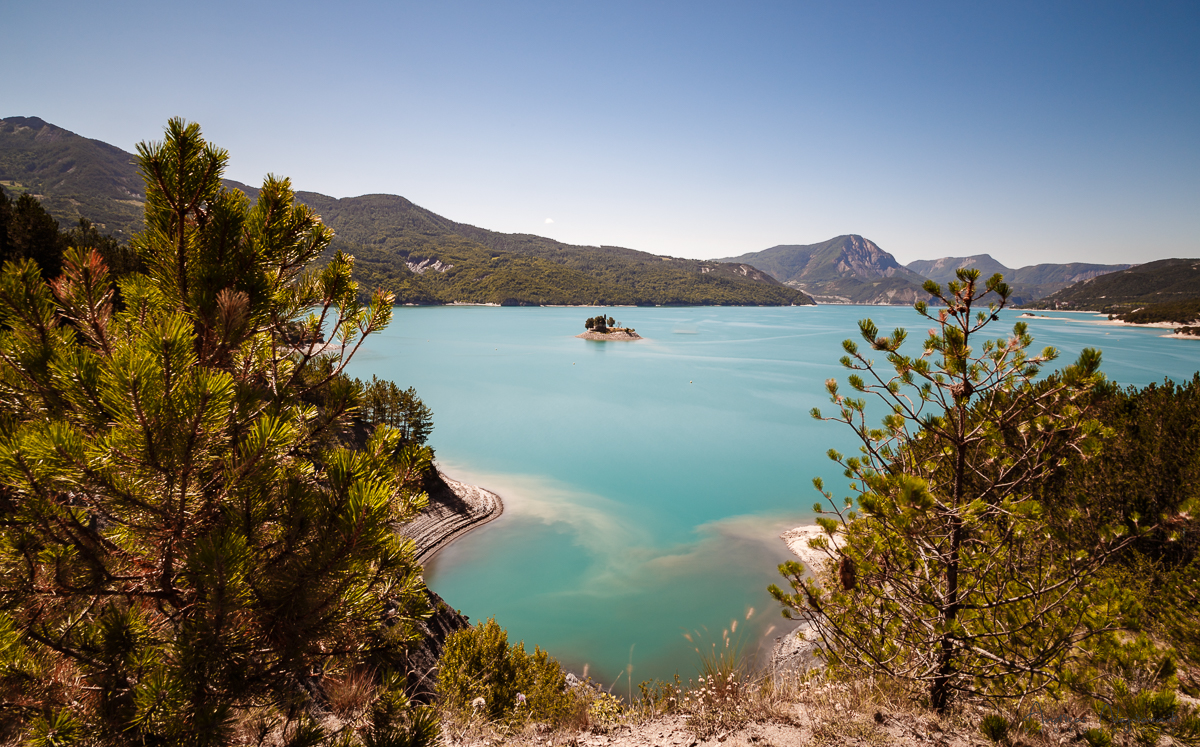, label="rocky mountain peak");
[834,235,906,279]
